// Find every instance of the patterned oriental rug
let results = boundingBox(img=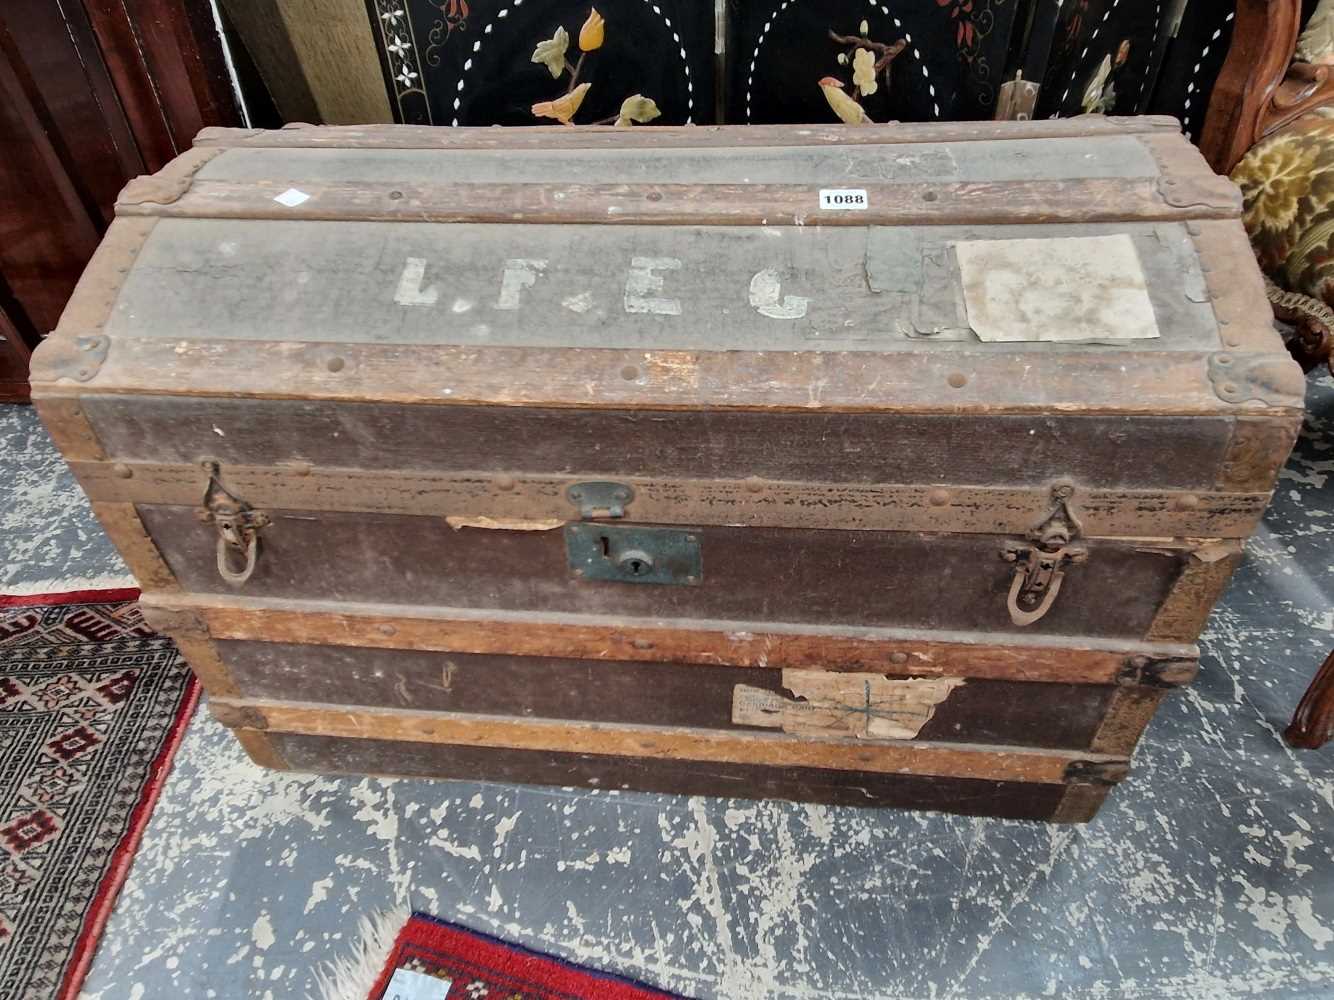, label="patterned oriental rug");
[0,589,197,1000]
[363,912,685,1000]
